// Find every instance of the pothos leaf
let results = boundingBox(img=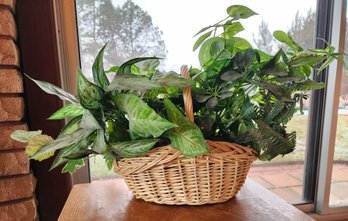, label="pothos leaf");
[223,21,244,38]
[193,31,212,51]
[273,30,303,52]
[227,5,258,19]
